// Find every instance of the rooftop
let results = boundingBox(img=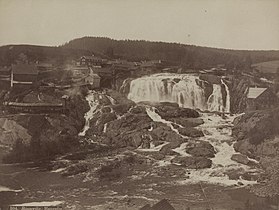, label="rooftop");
[247,87,267,99]
[12,64,38,75]
[139,199,176,210]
